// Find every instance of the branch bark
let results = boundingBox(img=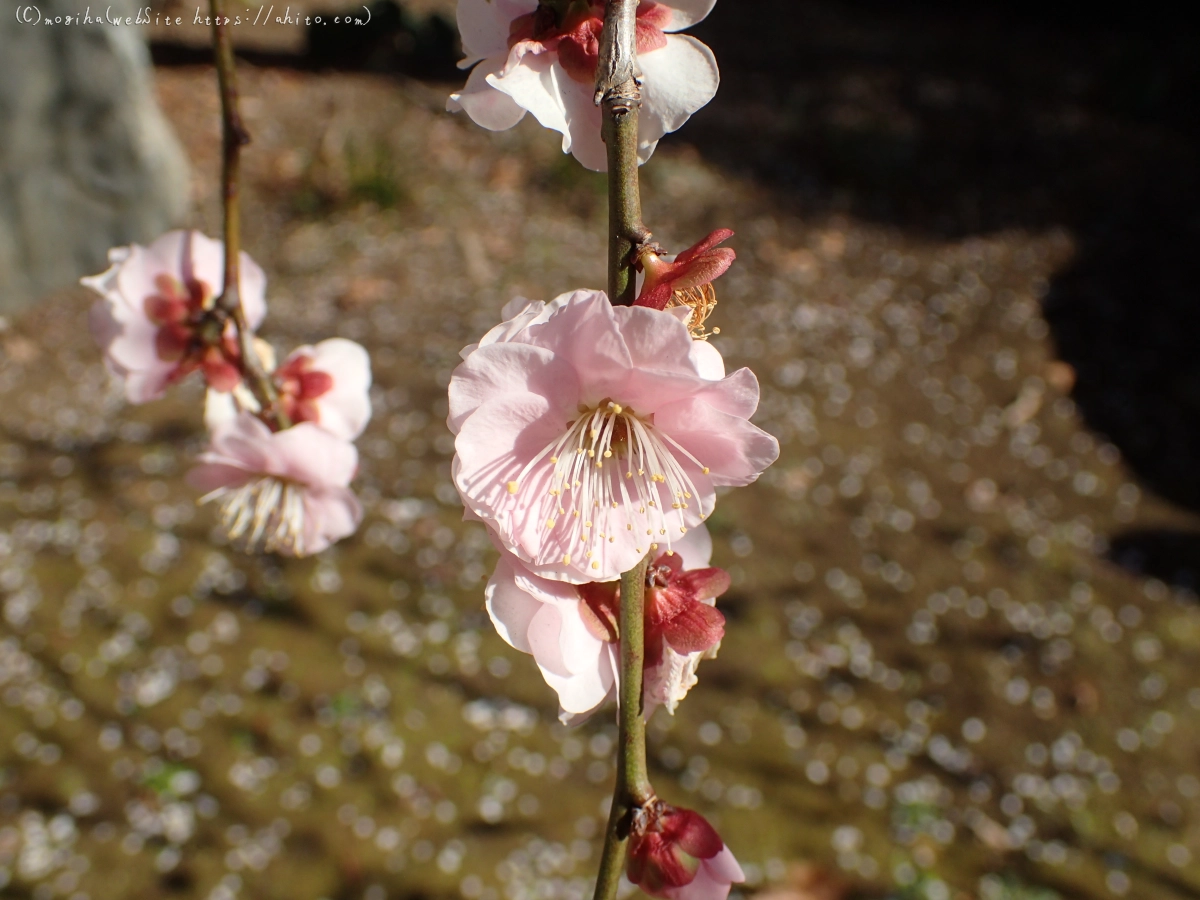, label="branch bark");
[597,0,650,307]
[209,0,287,426]
[592,557,653,900]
